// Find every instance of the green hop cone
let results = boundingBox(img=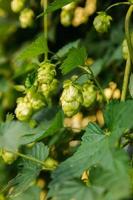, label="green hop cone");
[93,12,112,33]
[60,9,73,26]
[11,0,25,13]
[19,8,34,28]
[37,62,56,84]
[82,81,97,108]
[40,78,58,99]
[60,80,82,117]
[37,62,58,100]
[1,150,17,165]
[26,89,45,110]
[15,97,33,121]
